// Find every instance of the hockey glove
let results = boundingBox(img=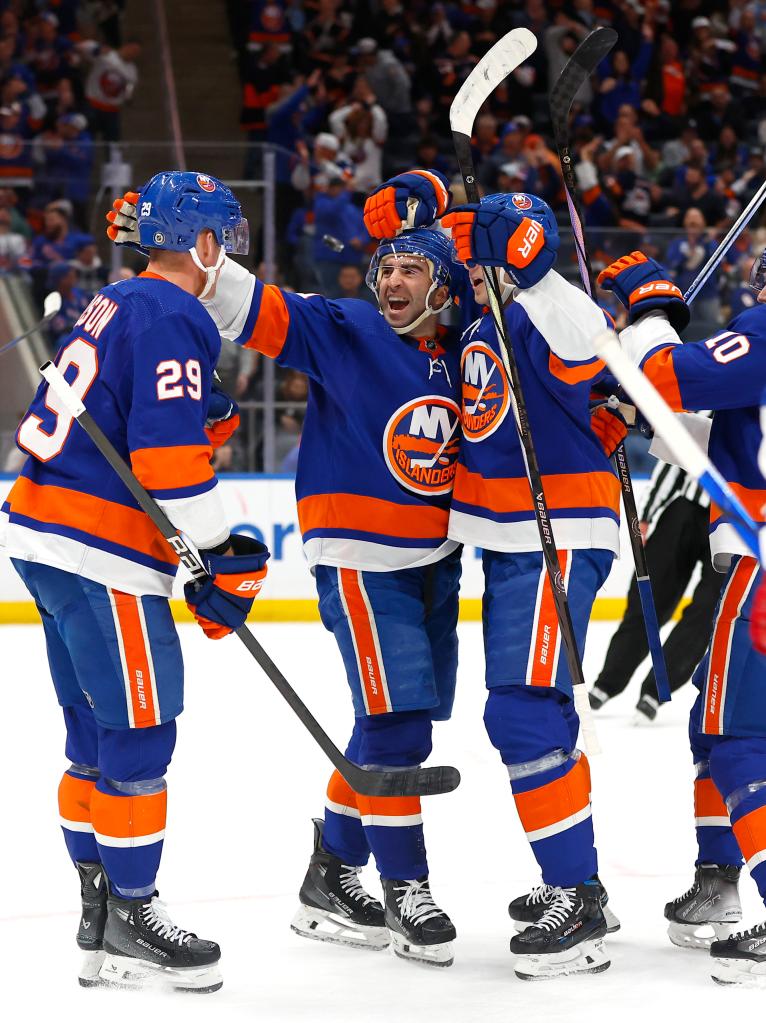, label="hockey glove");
[590,402,628,458]
[205,385,240,450]
[185,534,270,640]
[105,191,146,252]
[442,201,557,289]
[751,573,766,656]
[364,169,450,239]
[597,251,690,332]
